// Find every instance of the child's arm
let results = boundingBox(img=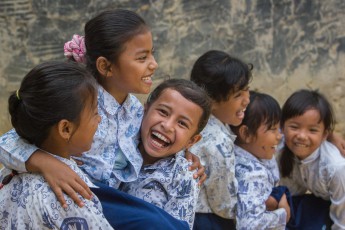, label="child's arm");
[329,165,345,229]
[265,195,278,211]
[184,150,206,186]
[278,193,291,223]
[0,129,92,208]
